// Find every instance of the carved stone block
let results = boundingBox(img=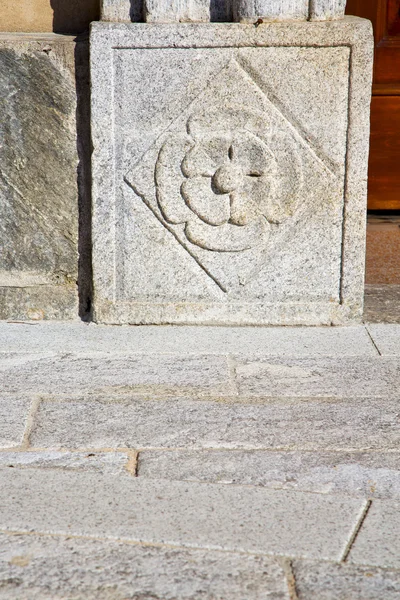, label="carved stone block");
[90,18,373,325]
